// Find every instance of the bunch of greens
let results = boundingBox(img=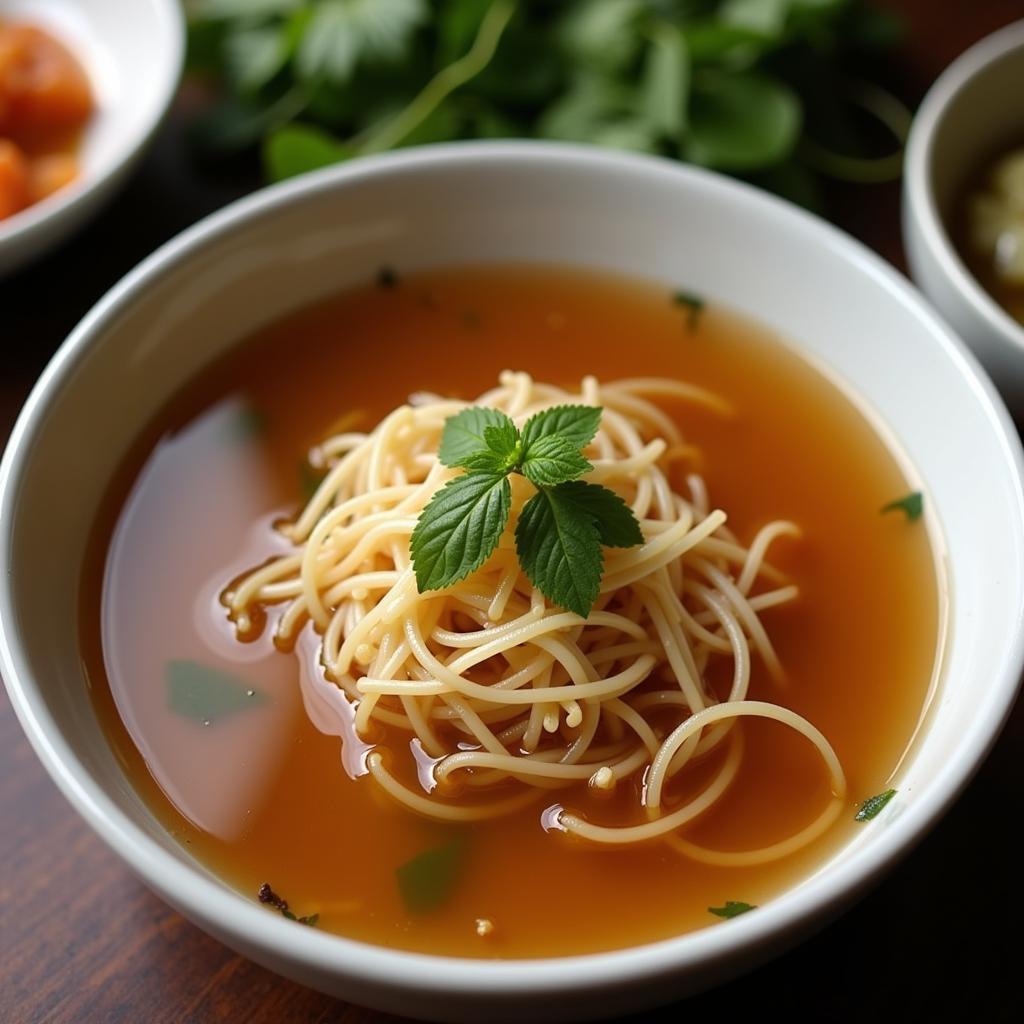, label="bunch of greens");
[411,404,643,617]
[186,0,909,209]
